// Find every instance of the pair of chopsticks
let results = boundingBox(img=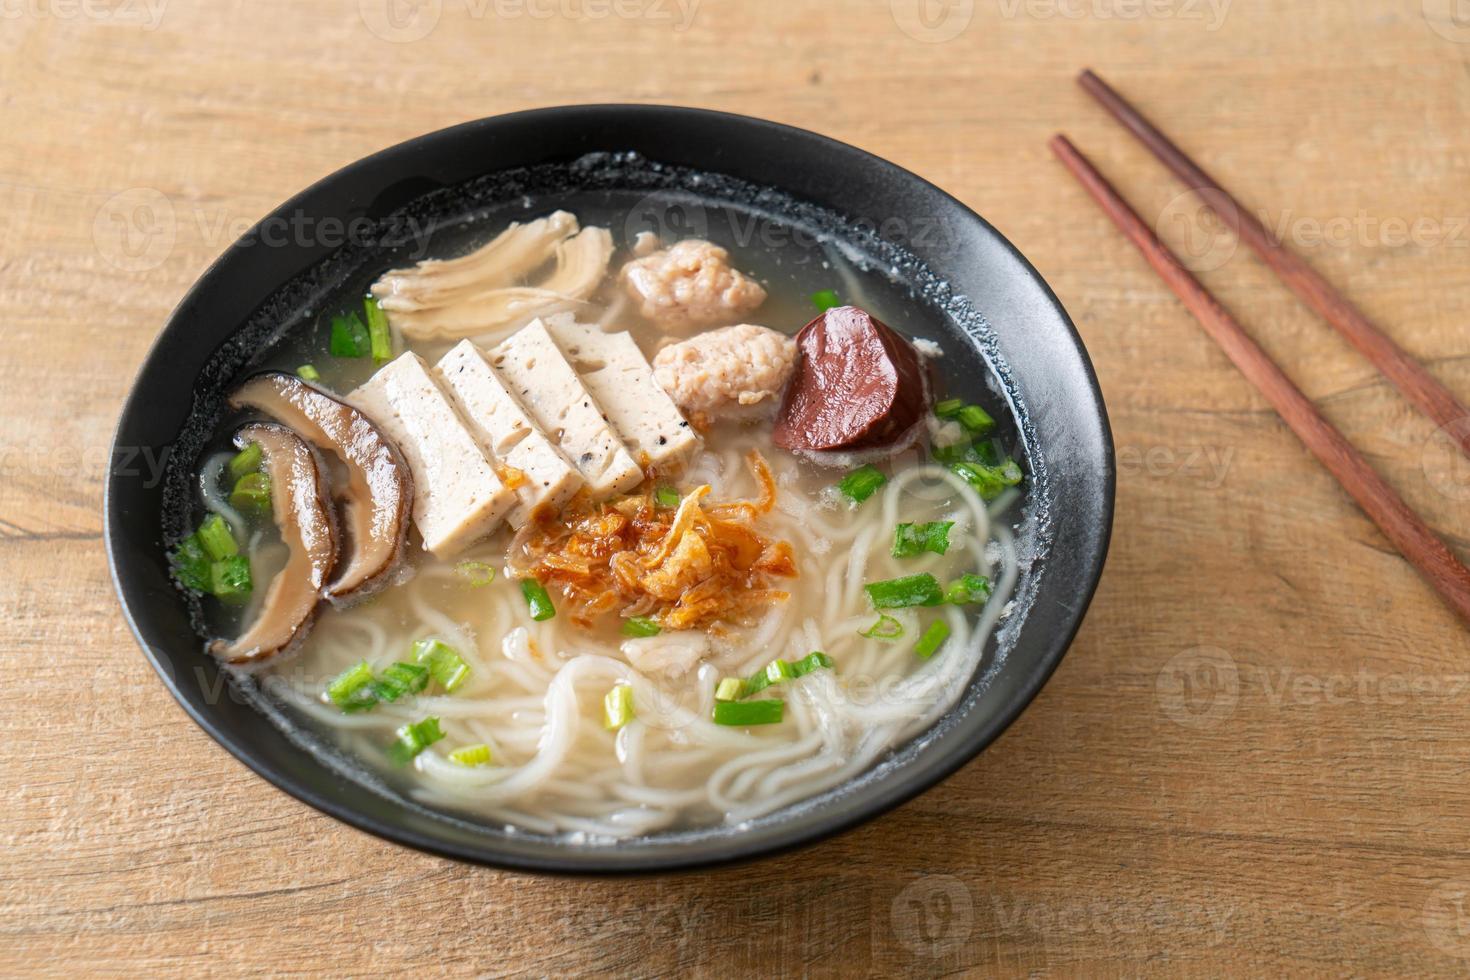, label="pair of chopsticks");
[1052,69,1470,624]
